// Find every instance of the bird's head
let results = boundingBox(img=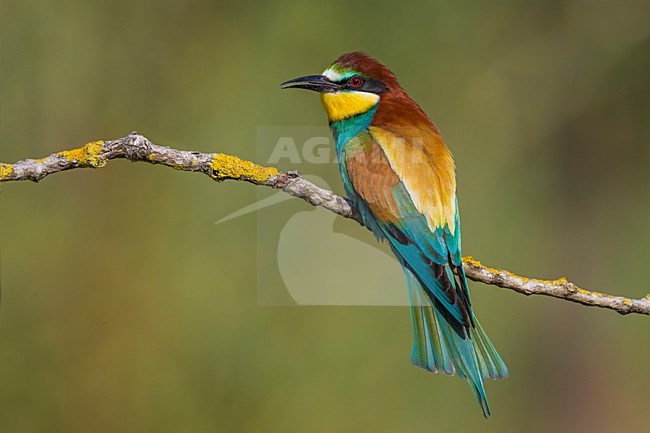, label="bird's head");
[281,52,399,124]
